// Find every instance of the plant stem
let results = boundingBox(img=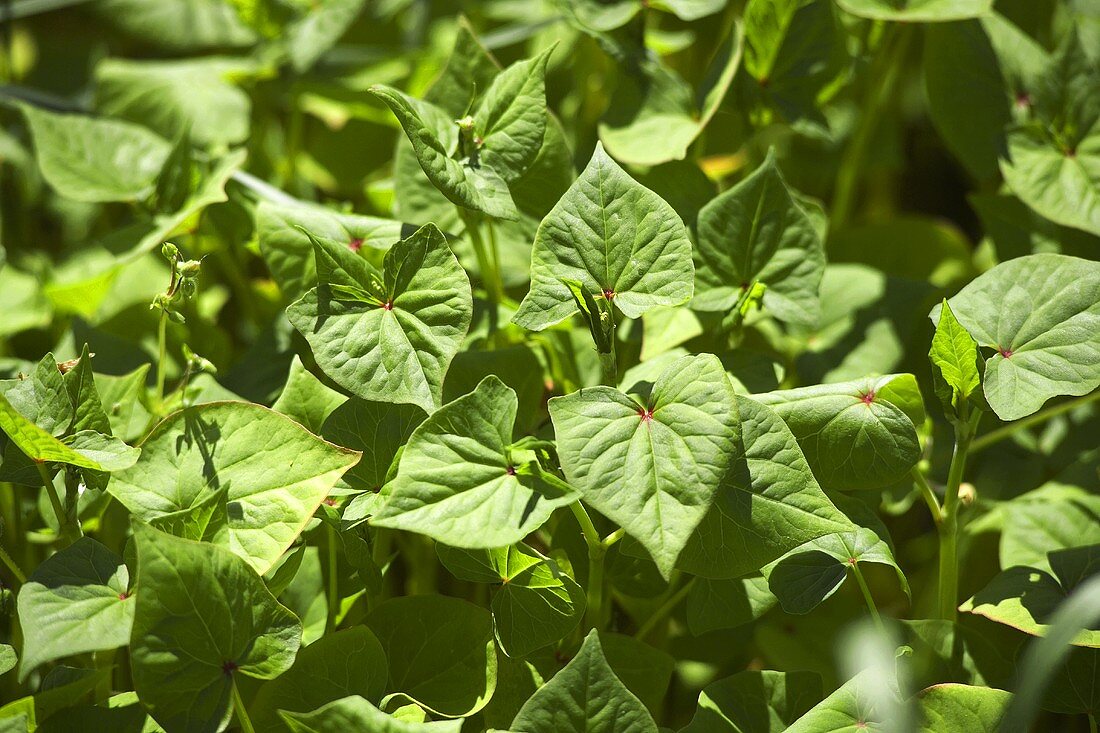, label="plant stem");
[458,207,503,305]
[36,462,79,544]
[832,23,912,229]
[155,308,168,407]
[937,412,977,621]
[849,560,885,634]
[603,528,625,548]
[326,523,339,633]
[635,576,695,641]
[911,467,941,524]
[571,502,609,630]
[1089,713,1097,733]
[230,677,256,733]
[0,542,26,588]
[970,390,1100,454]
